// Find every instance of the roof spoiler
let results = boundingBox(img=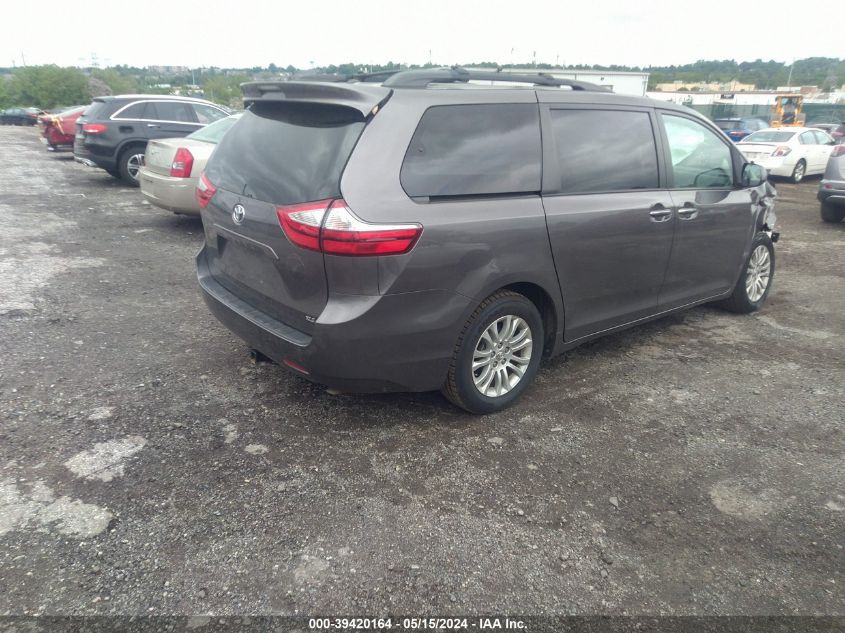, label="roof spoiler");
[382,67,612,91]
[240,82,392,116]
